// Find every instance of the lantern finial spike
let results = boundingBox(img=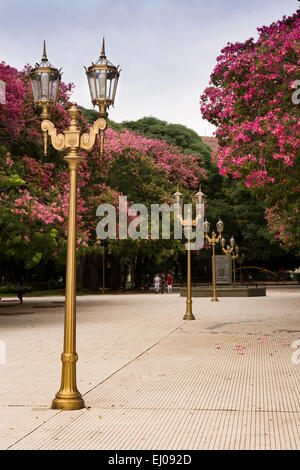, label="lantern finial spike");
[101,37,106,58]
[42,40,47,60]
